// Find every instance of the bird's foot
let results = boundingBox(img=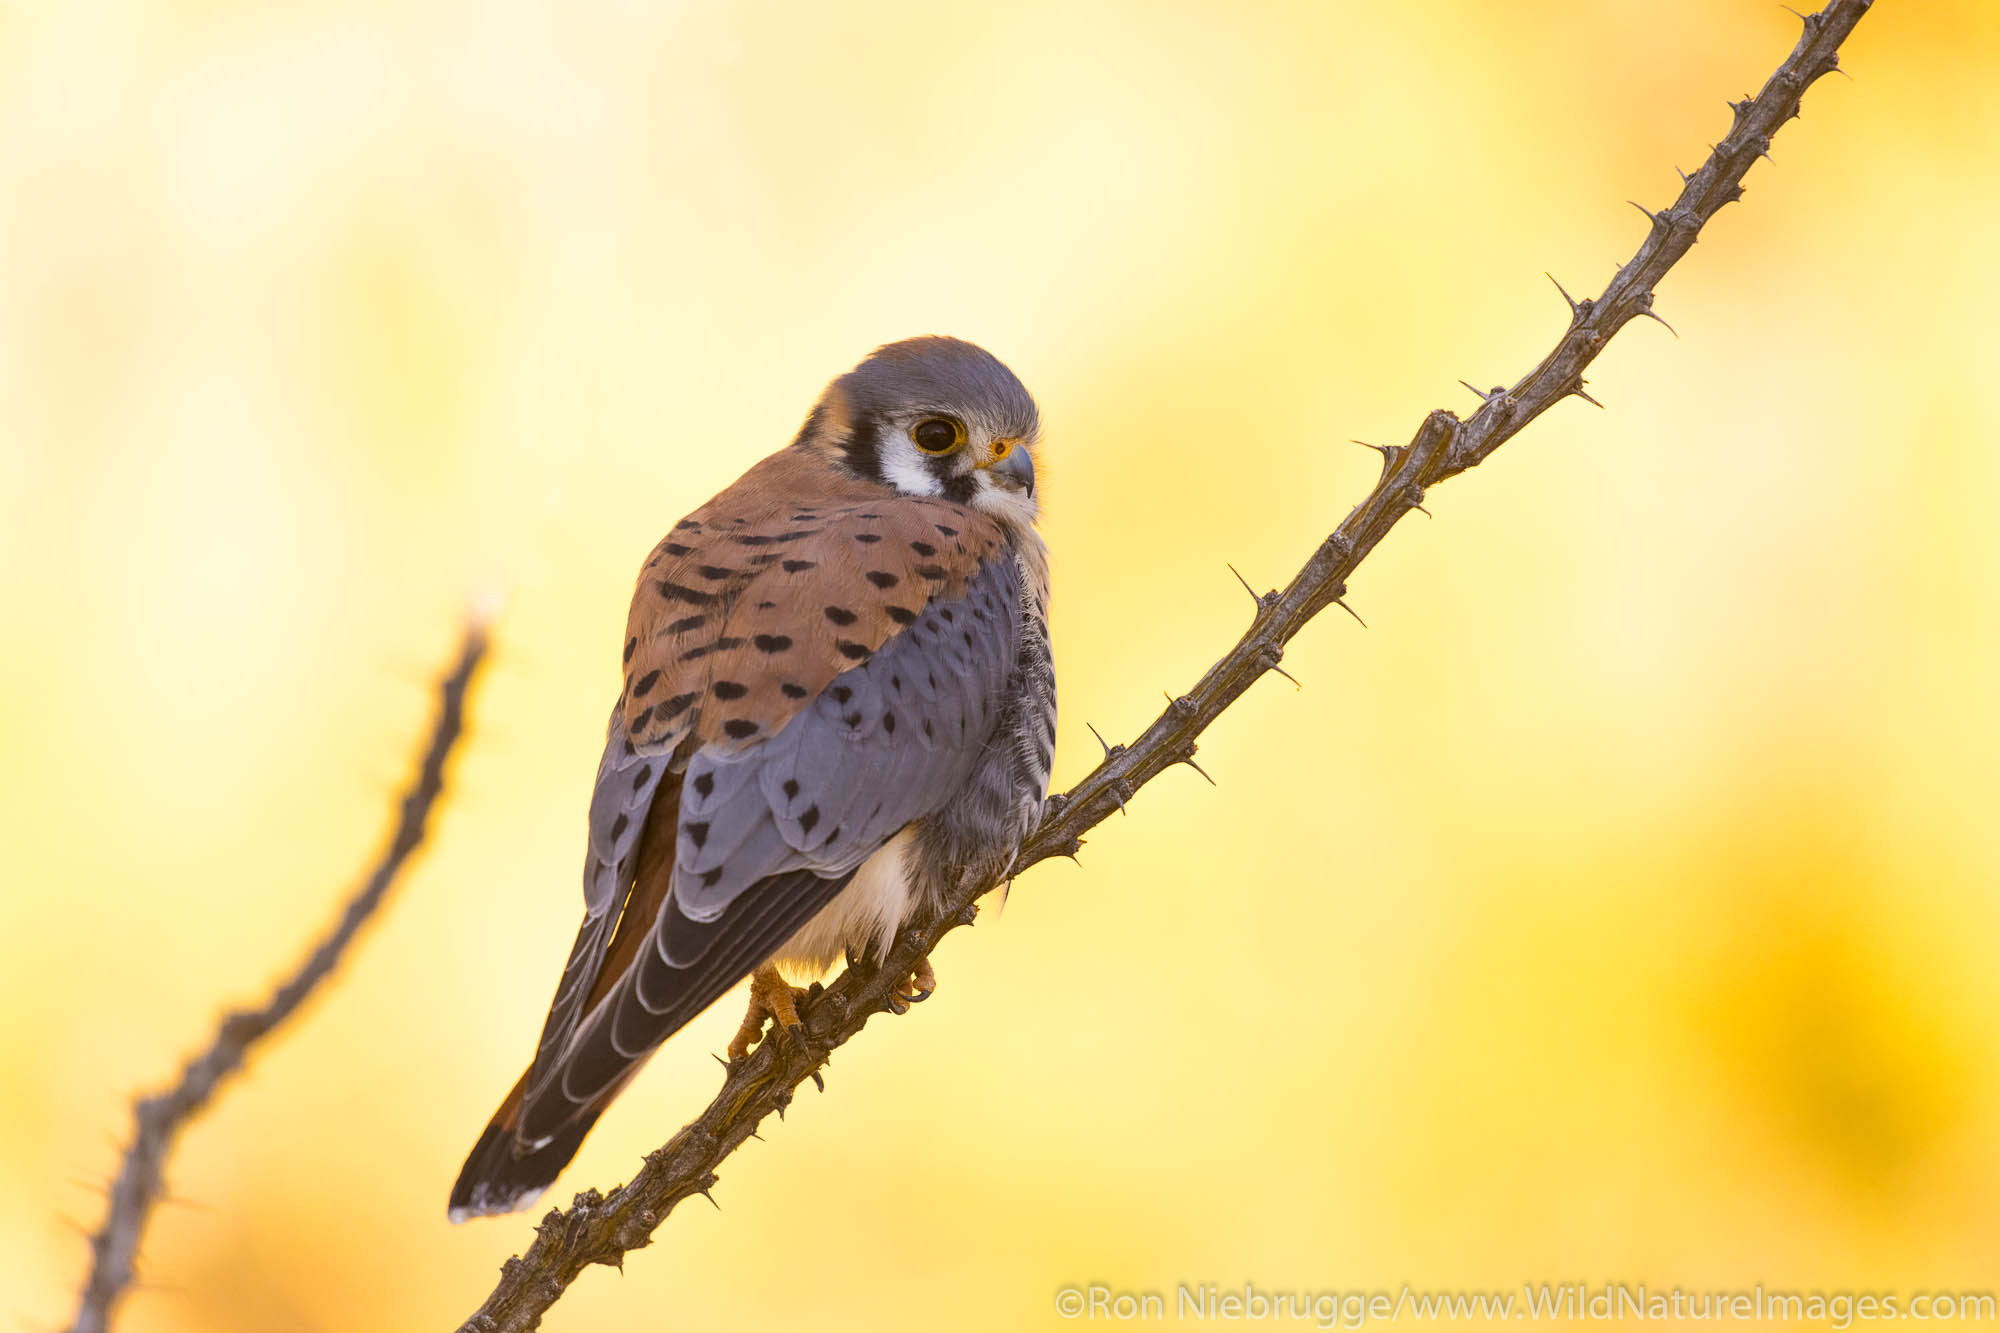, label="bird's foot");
[727,965,809,1061]
[884,955,937,1015]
